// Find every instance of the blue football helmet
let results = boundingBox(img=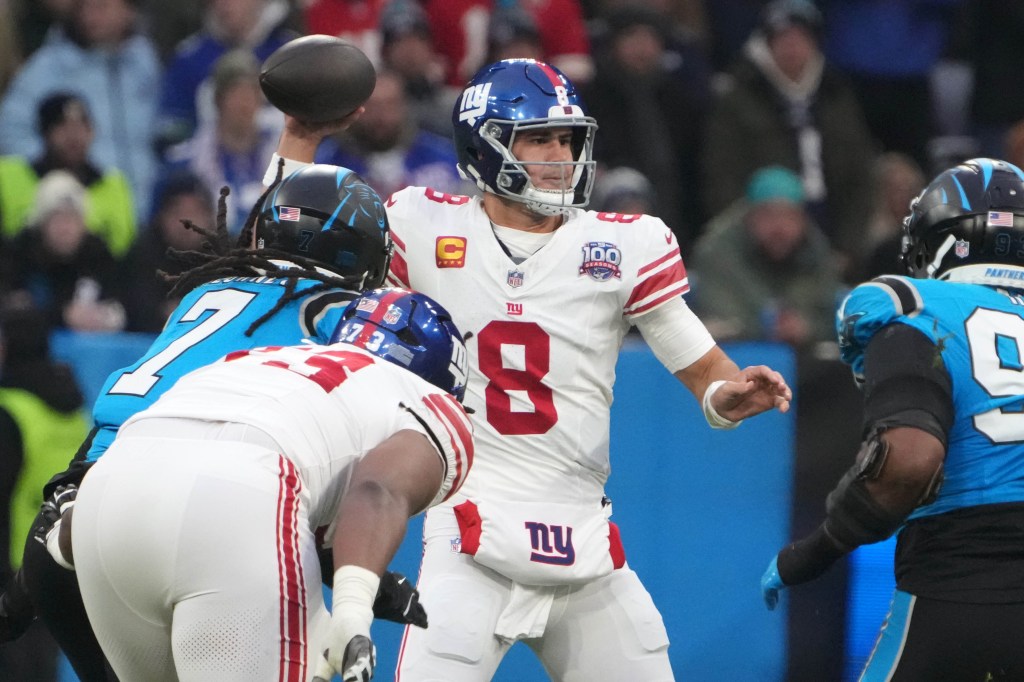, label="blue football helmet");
[331,287,469,402]
[256,164,392,289]
[901,158,1024,287]
[452,58,597,216]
